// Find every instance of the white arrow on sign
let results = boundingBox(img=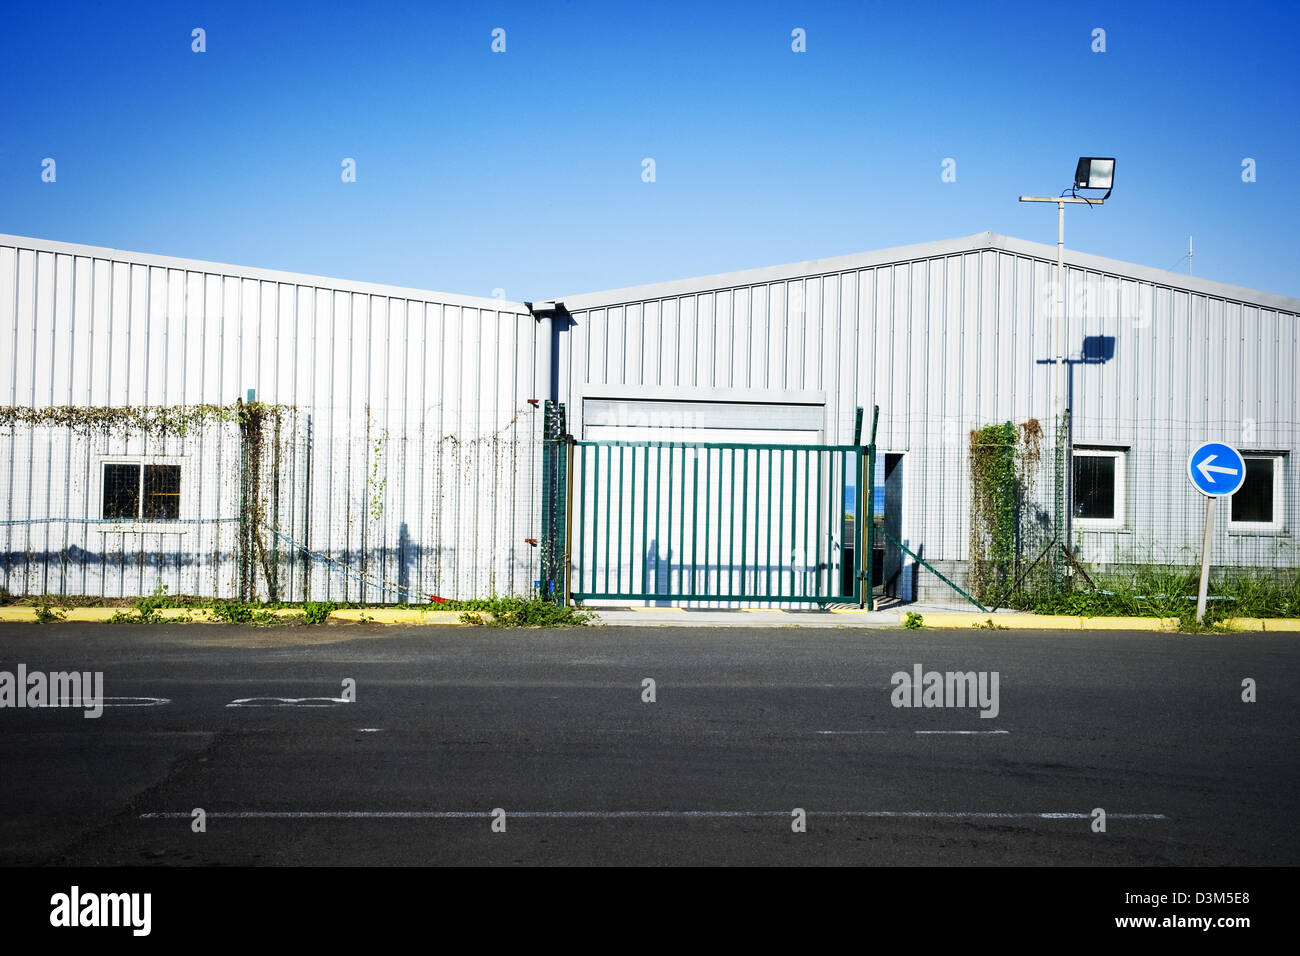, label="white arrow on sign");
[1196,455,1240,483]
